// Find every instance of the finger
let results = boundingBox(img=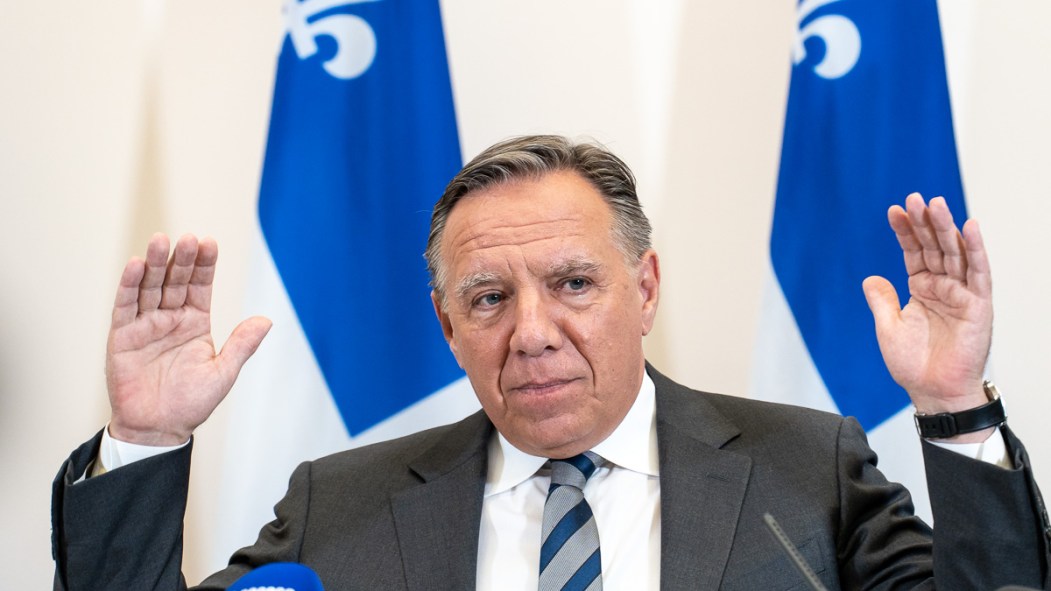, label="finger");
[160,234,199,309]
[862,276,903,316]
[904,193,946,274]
[888,203,927,276]
[186,237,219,312]
[862,275,902,338]
[927,197,968,280]
[112,258,146,329]
[962,219,992,298]
[216,316,273,389]
[138,233,171,313]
